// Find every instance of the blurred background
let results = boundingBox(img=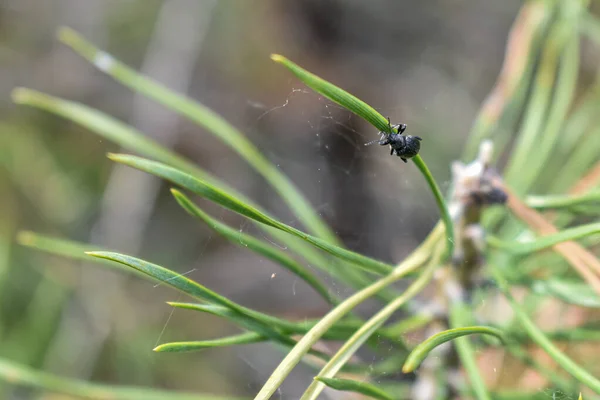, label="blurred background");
[2,0,596,398]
